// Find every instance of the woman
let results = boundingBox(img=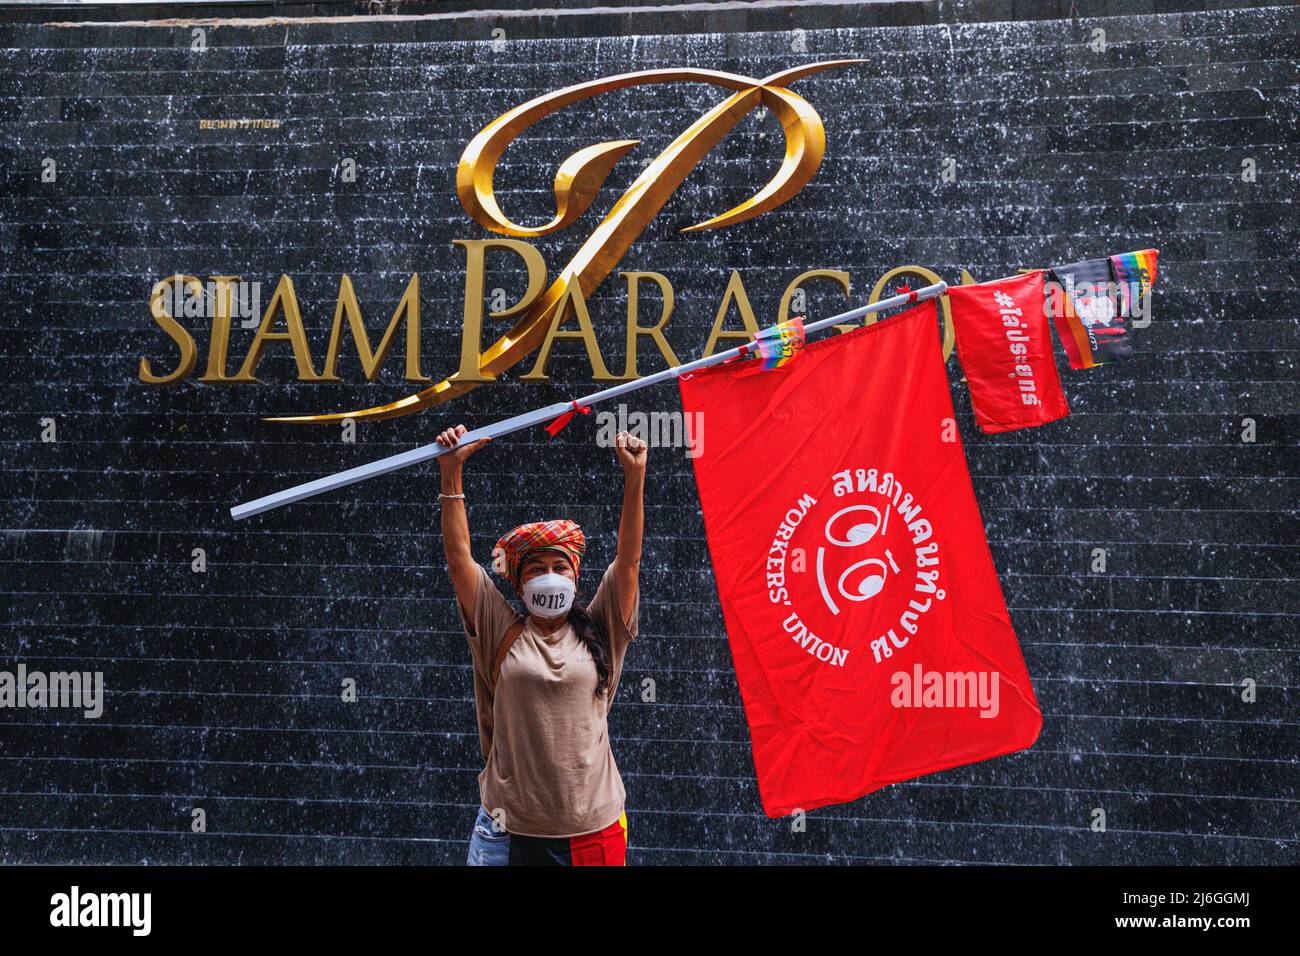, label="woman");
[434,422,647,866]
